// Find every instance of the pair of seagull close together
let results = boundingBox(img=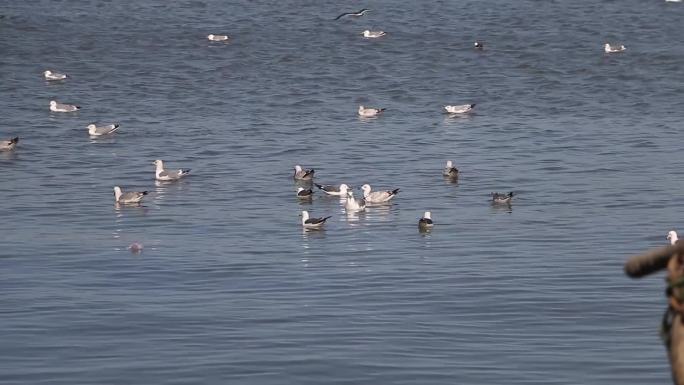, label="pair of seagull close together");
[114,160,191,204]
